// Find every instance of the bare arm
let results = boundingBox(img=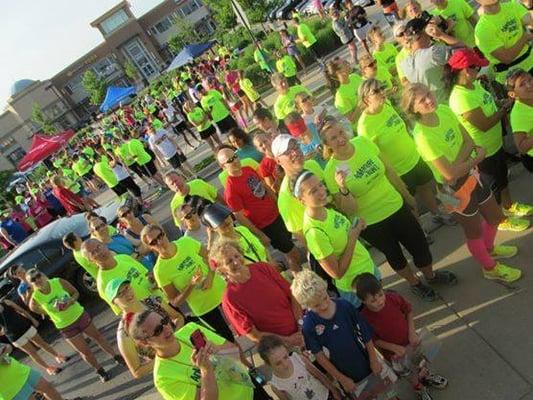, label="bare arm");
[461,105,507,132]
[514,132,533,154]
[4,300,36,323]
[491,31,532,65]
[117,329,154,379]
[60,279,80,305]
[162,283,195,308]
[28,298,46,317]
[0,229,16,247]
[315,351,357,393]
[302,354,341,395]
[234,211,270,245]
